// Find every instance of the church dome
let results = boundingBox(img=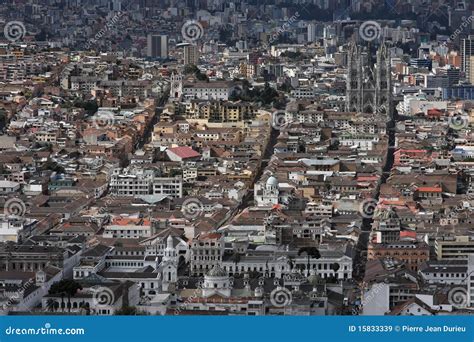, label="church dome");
[206,265,227,277]
[266,176,278,188]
